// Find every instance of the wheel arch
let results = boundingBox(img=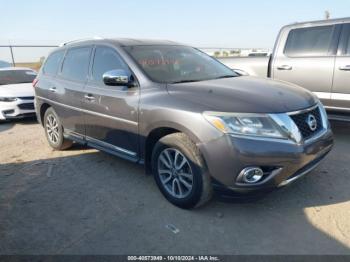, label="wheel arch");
[39,103,51,126]
[143,122,202,175]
